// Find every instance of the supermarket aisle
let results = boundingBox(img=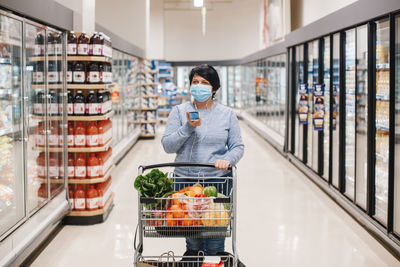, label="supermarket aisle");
[31,123,400,267]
